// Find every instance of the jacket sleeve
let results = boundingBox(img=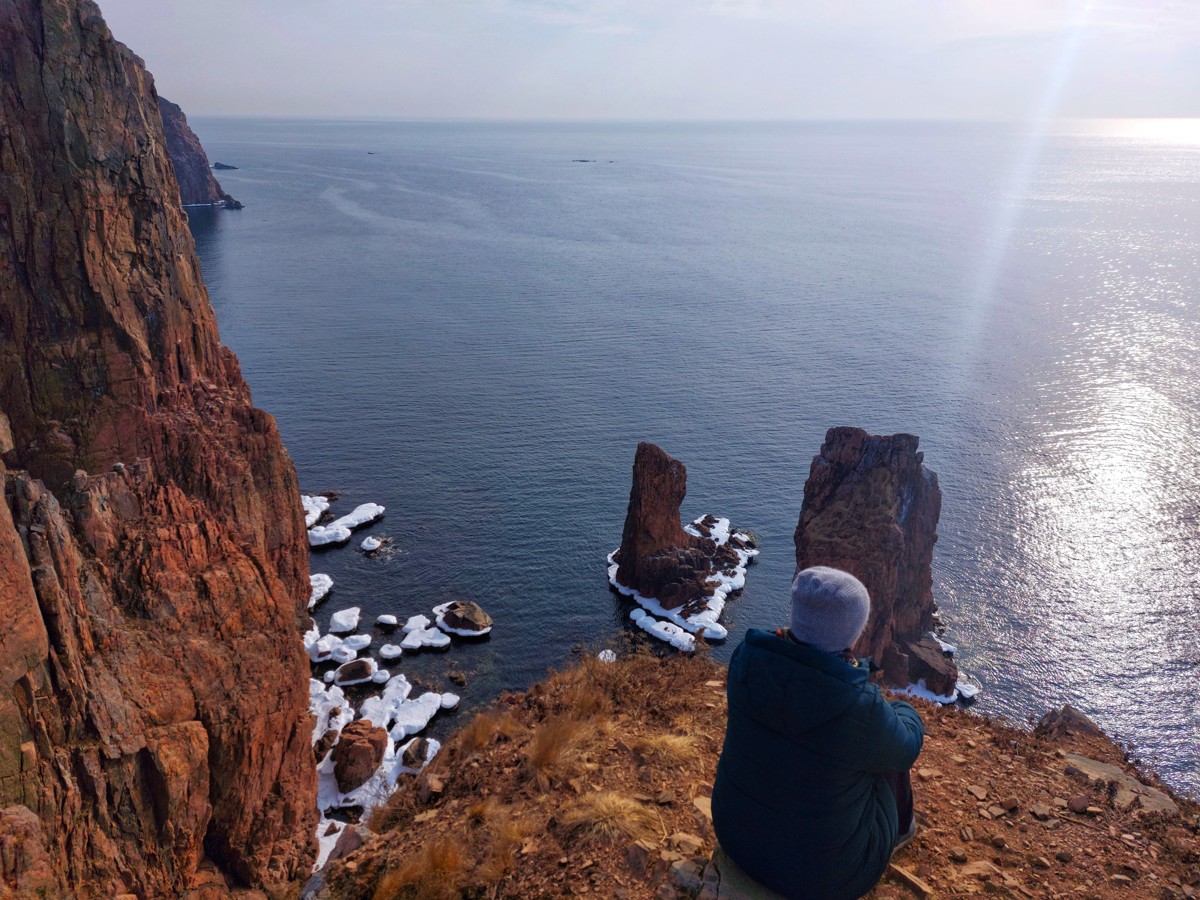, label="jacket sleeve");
[841,693,925,774]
